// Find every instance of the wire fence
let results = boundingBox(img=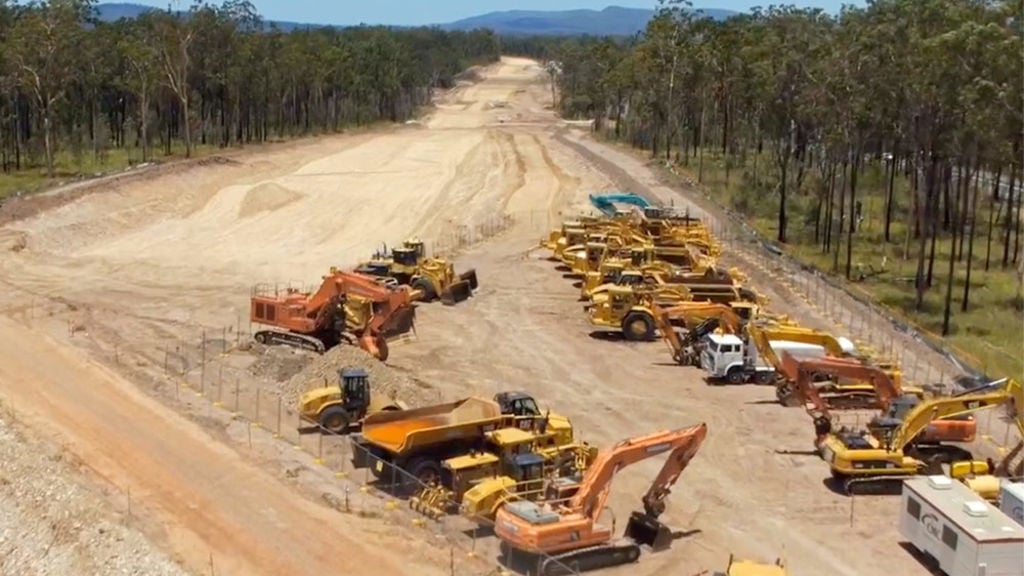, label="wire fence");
[134,322,585,575]
[52,208,586,576]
